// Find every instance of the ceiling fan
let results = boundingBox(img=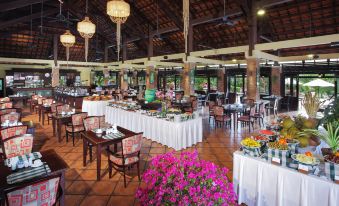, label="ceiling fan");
[215,0,239,27]
[45,0,79,25]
